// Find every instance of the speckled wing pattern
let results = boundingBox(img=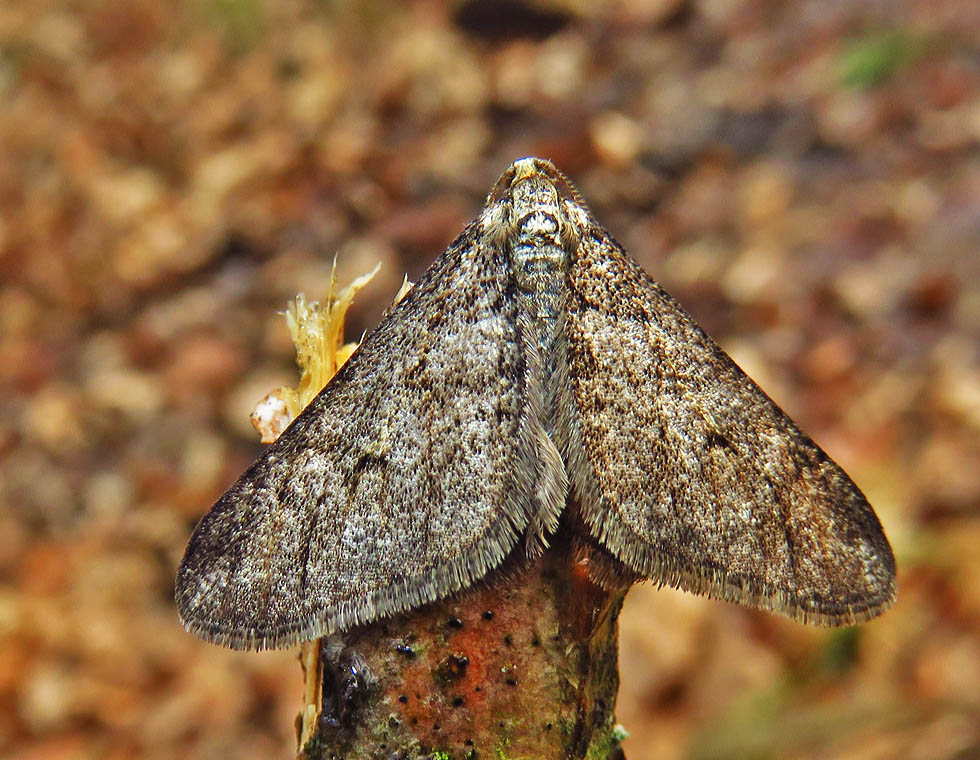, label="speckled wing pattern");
[561,201,896,625]
[176,224,547,650]
[177,157,895,650]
